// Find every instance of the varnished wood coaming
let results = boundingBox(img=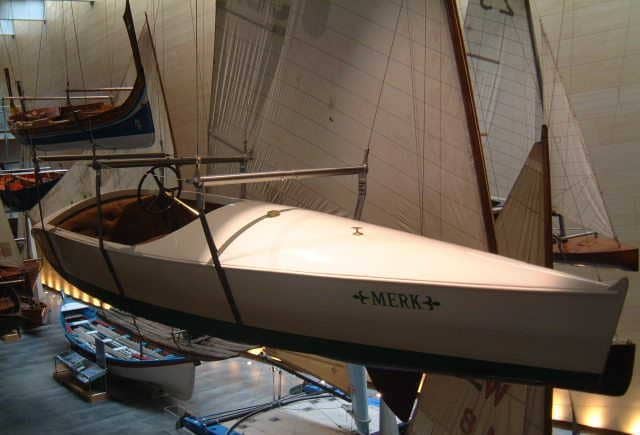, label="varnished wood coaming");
[554,234,639,272]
